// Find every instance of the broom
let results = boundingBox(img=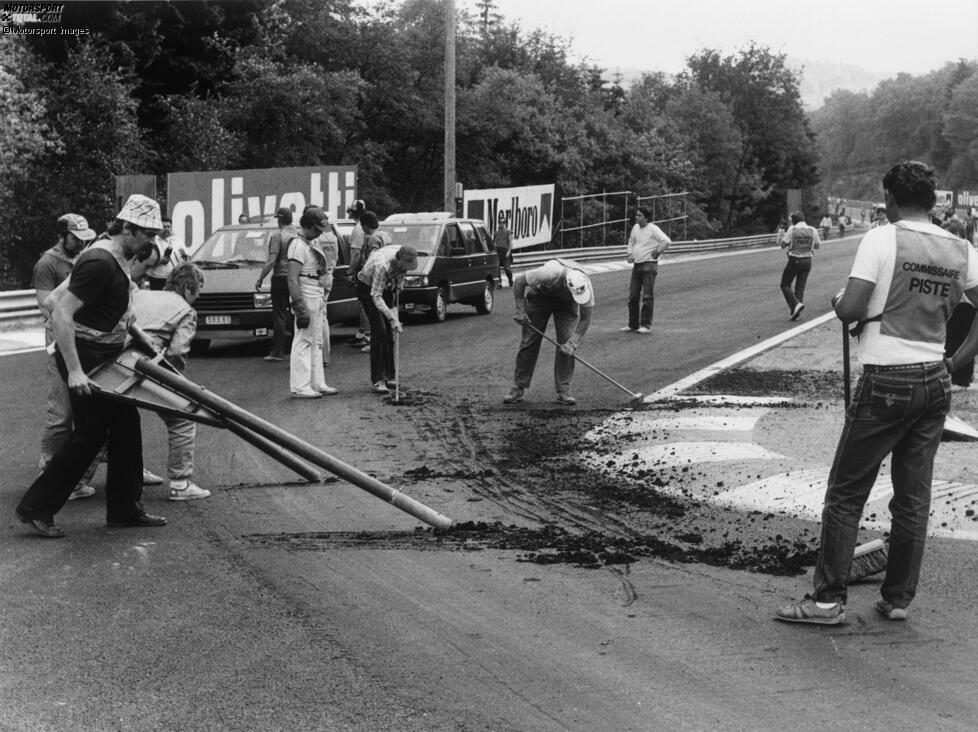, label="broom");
[841,322,889,582]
